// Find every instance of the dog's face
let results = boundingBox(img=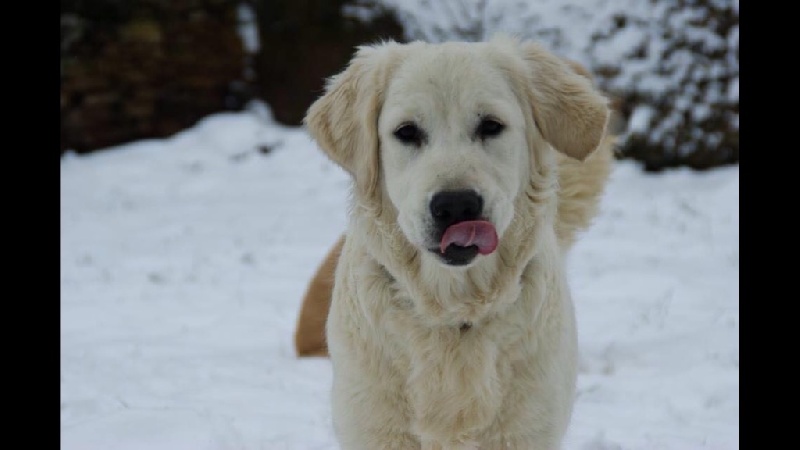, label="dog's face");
[306,37,609,268]
[378,46,530,266]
